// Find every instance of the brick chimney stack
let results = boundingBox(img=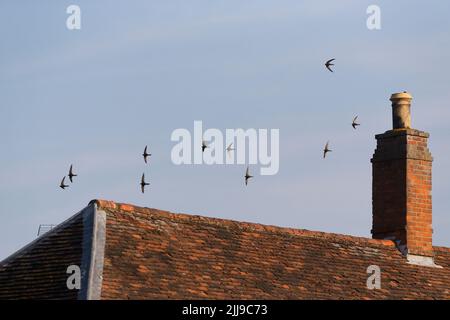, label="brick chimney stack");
[371,92,437,266]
